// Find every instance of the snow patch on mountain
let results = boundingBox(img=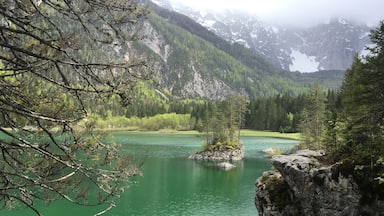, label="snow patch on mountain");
[151,0,162,5]
[203,20,216,27]
[359,32,370,39]
[271,26,279,34]
[289,49,320,72]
